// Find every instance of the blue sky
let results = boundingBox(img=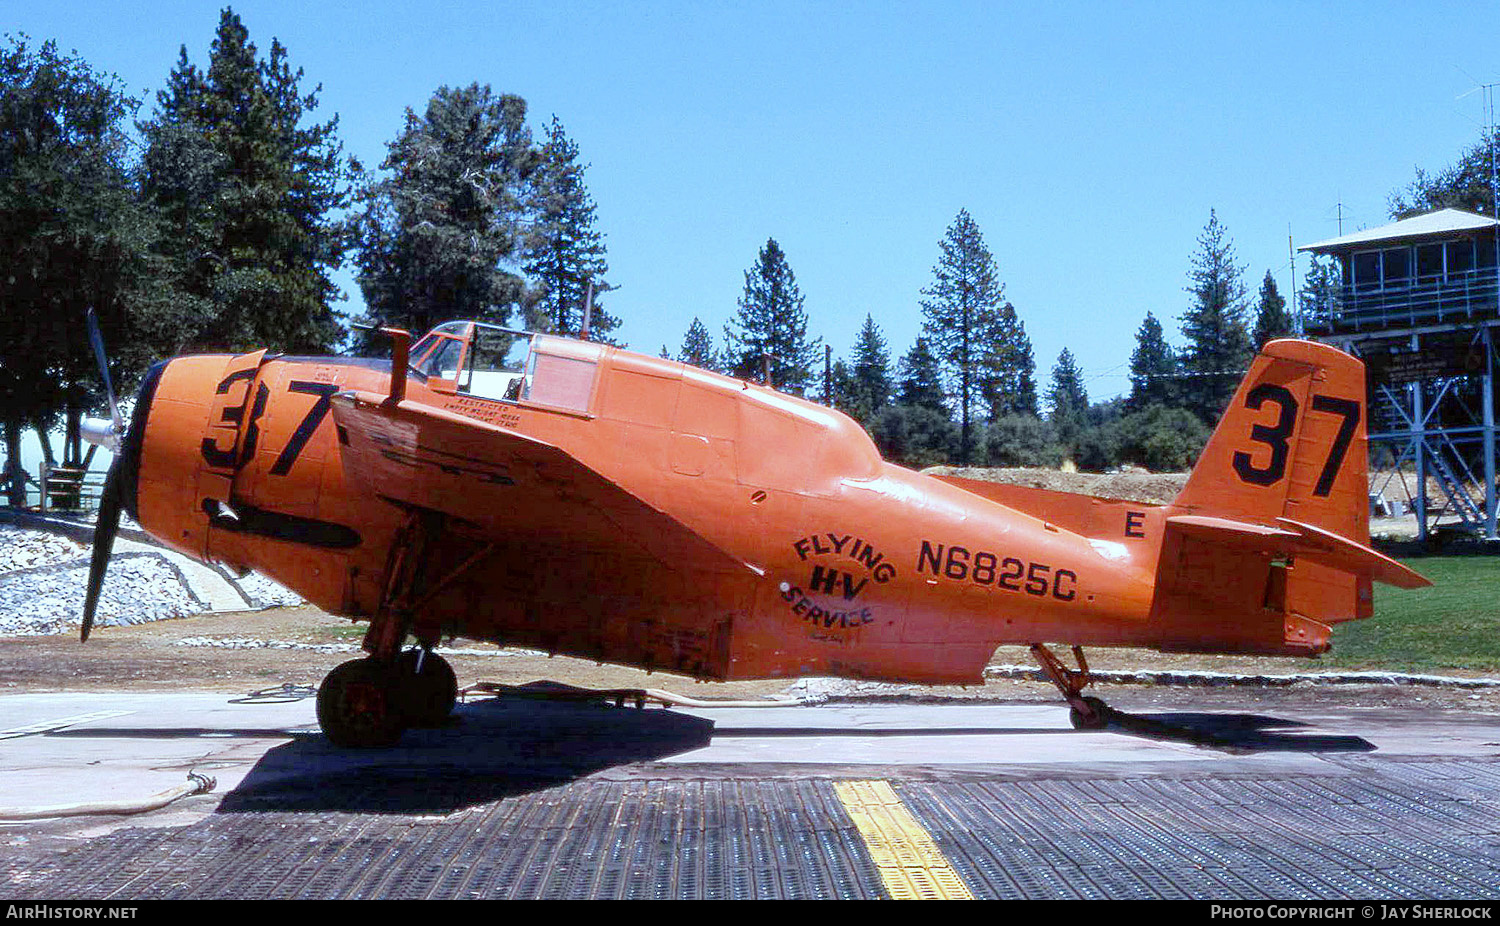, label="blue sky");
[10,1,1498,401]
